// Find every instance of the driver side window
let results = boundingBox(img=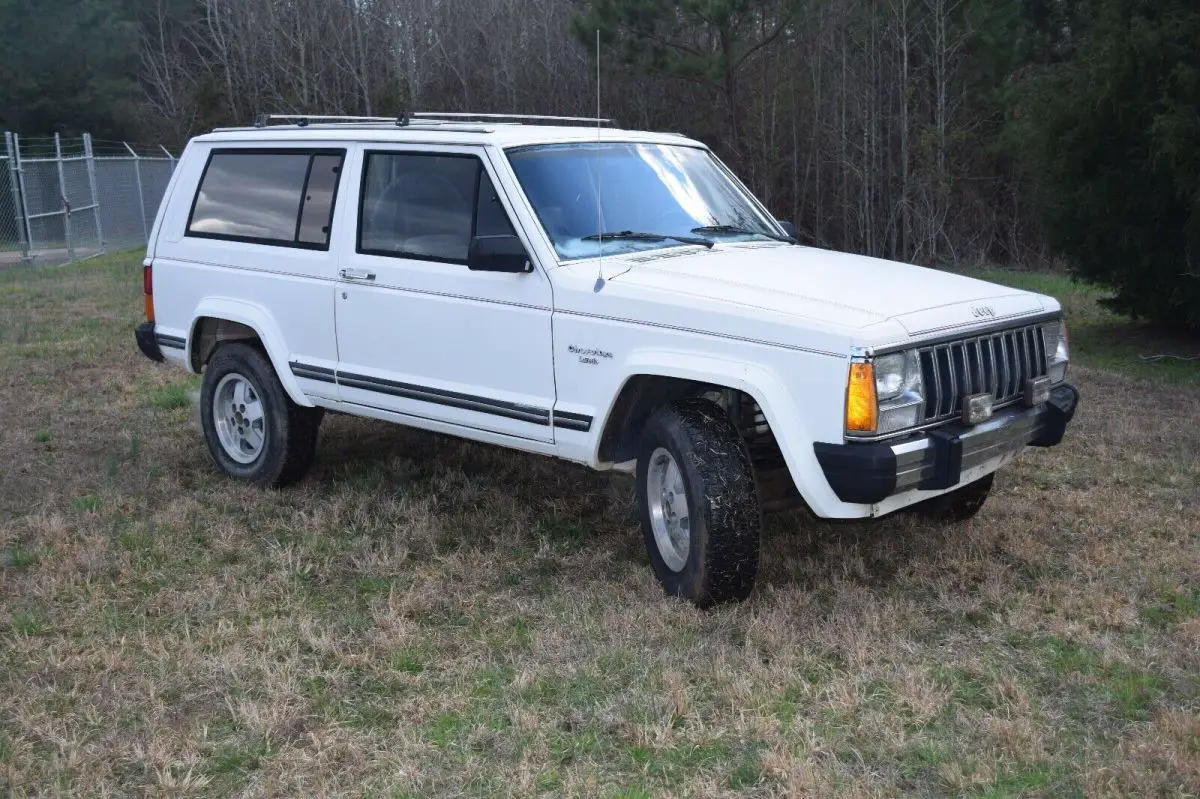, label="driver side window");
[358,151,513,264]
